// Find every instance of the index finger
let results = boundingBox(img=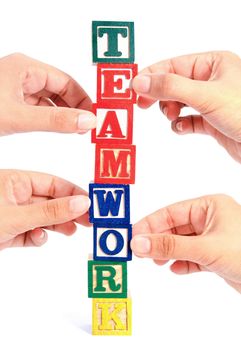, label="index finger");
[21,55,92,111]
[24,170,88,198]
[27,170,91,226]
[133,196,211,237]
[136,52,216,108]
[139,51,216,80]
